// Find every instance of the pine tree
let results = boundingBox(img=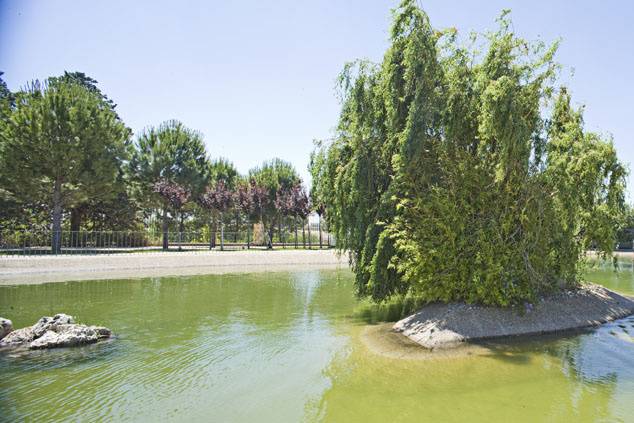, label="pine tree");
[0,79,129,253]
